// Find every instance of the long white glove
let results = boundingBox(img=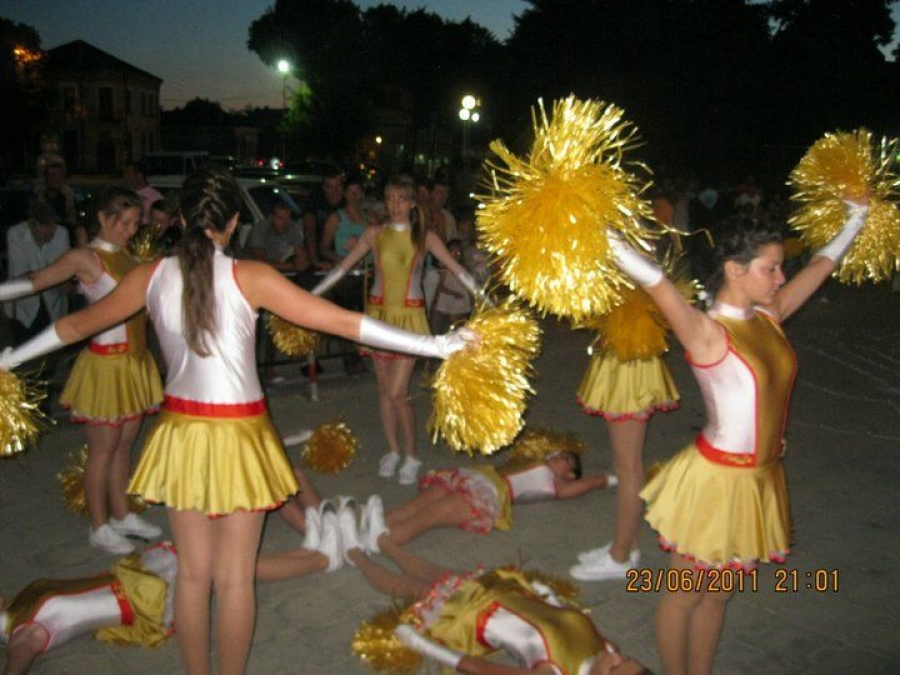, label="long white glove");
[813,201,869,263]
[0,278,36,302]
[457,270,479,296]
[311,267,347,296]
[359,316,474,359]
[607,232,664,288]
[0,324,65,370]
[394,624,463,669]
